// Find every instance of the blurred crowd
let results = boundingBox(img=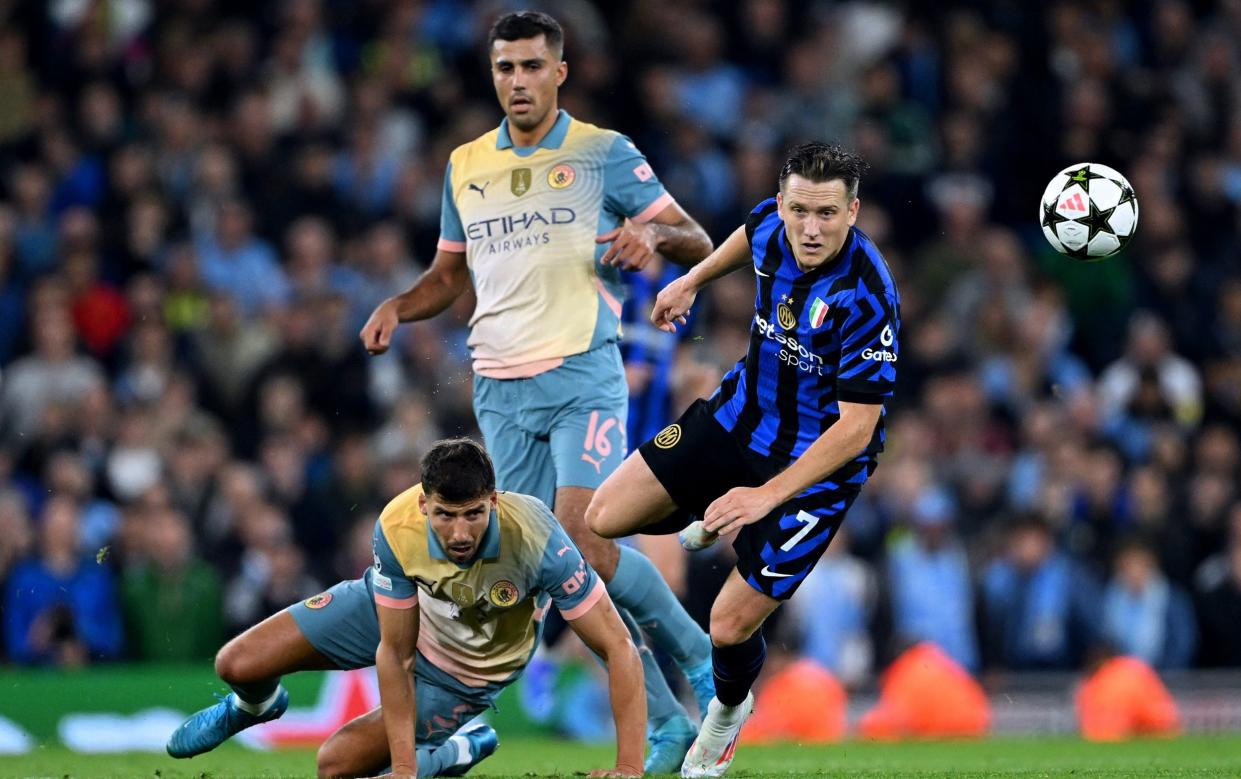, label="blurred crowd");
[0,0,1239,684]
